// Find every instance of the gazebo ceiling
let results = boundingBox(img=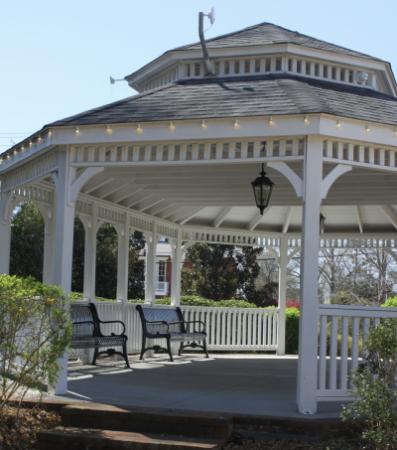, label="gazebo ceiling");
[63,163,397,234]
